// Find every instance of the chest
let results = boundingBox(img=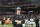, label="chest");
[15,15,23,20]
